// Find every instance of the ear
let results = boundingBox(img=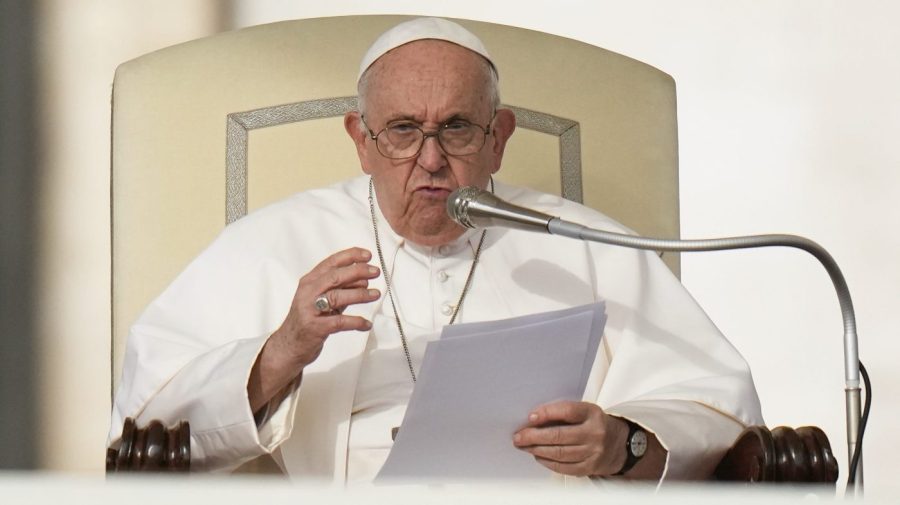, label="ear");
[488,108,516,173]
[344,111,373,175]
